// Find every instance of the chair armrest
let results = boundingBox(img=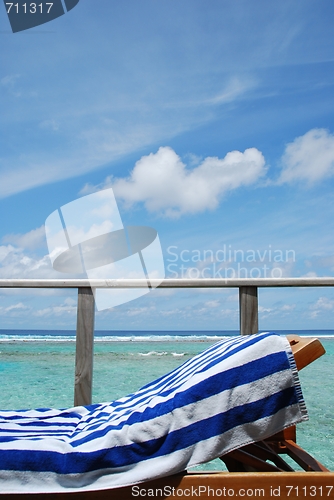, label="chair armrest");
[287,335,326,370]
